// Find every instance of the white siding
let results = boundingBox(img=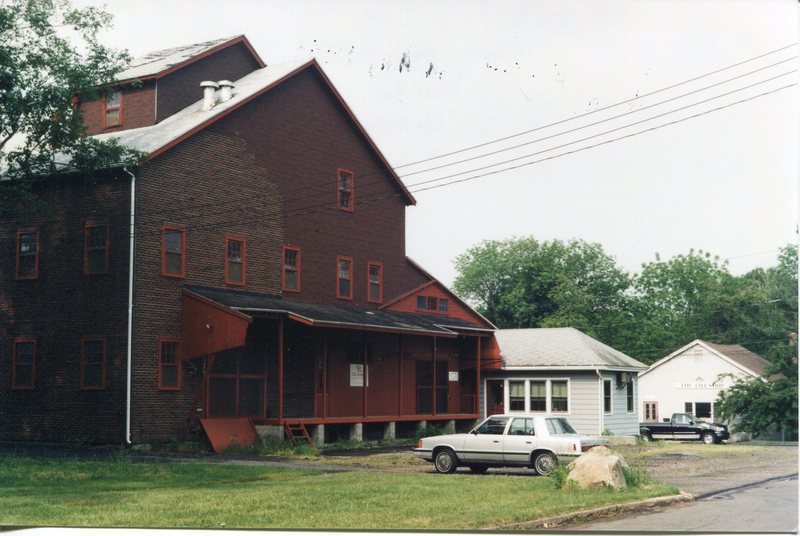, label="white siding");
[639,343,755,424]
